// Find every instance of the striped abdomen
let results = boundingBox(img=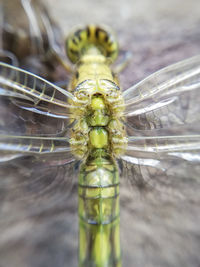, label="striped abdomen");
[78,154,121,267]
